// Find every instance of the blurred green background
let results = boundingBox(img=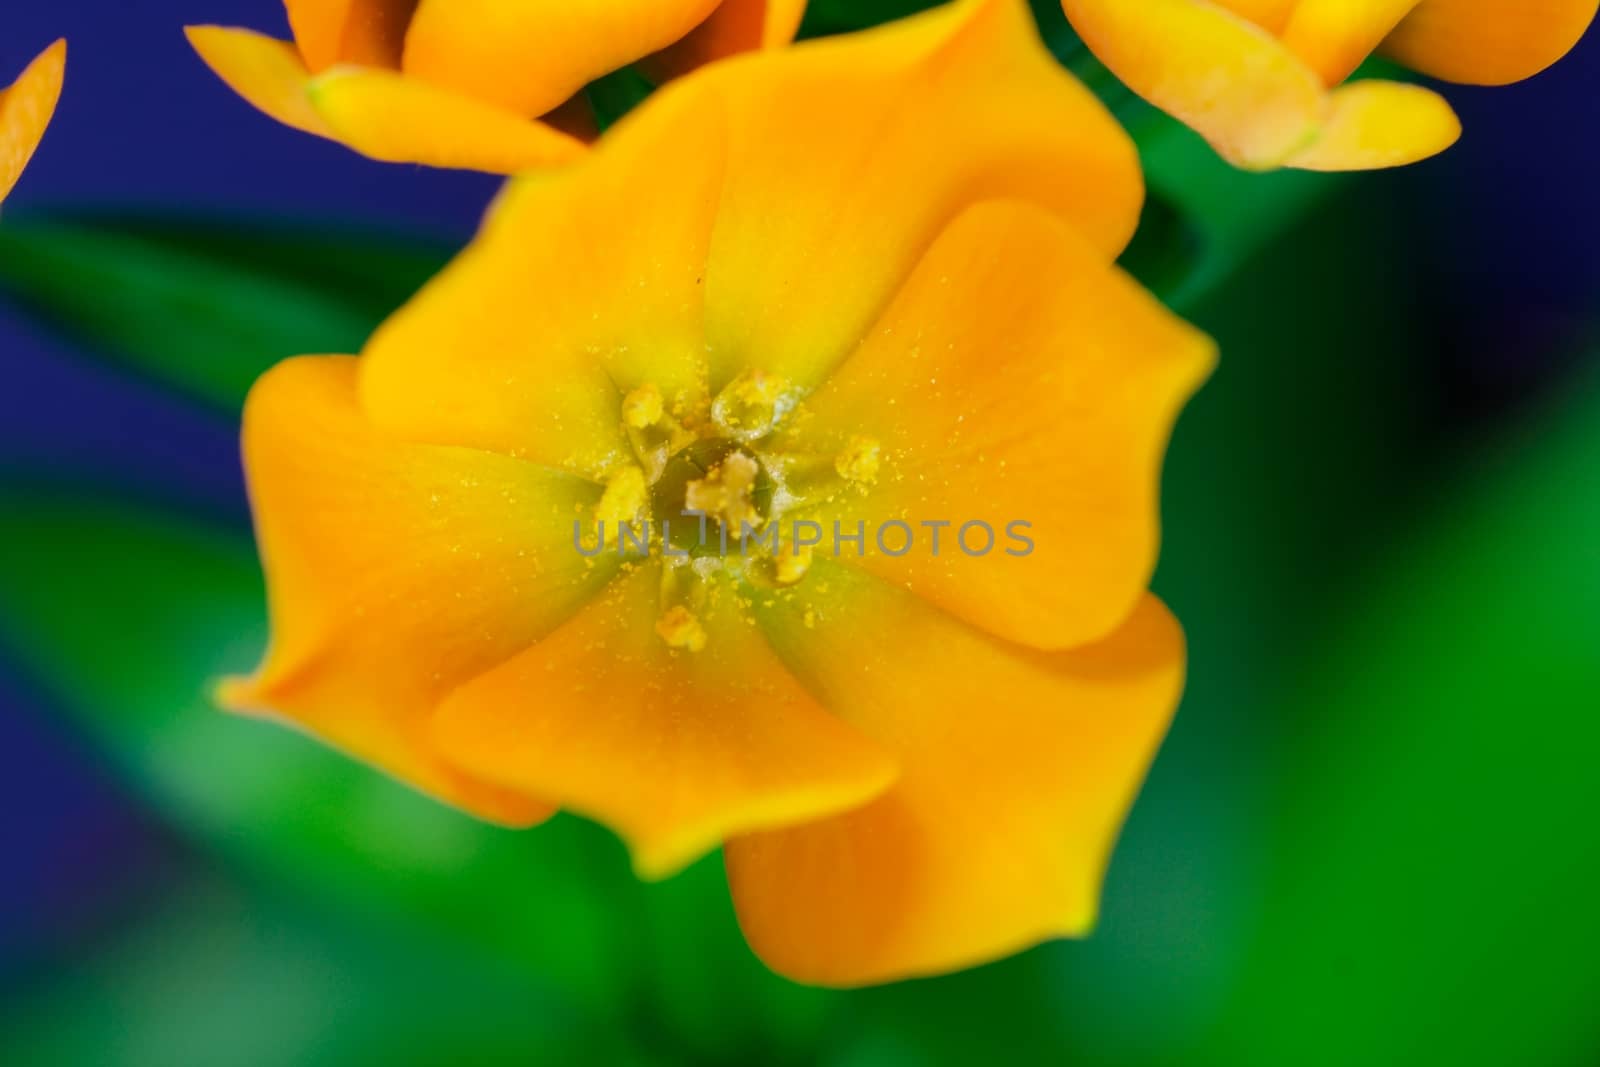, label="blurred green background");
[2,2,1597,1064]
